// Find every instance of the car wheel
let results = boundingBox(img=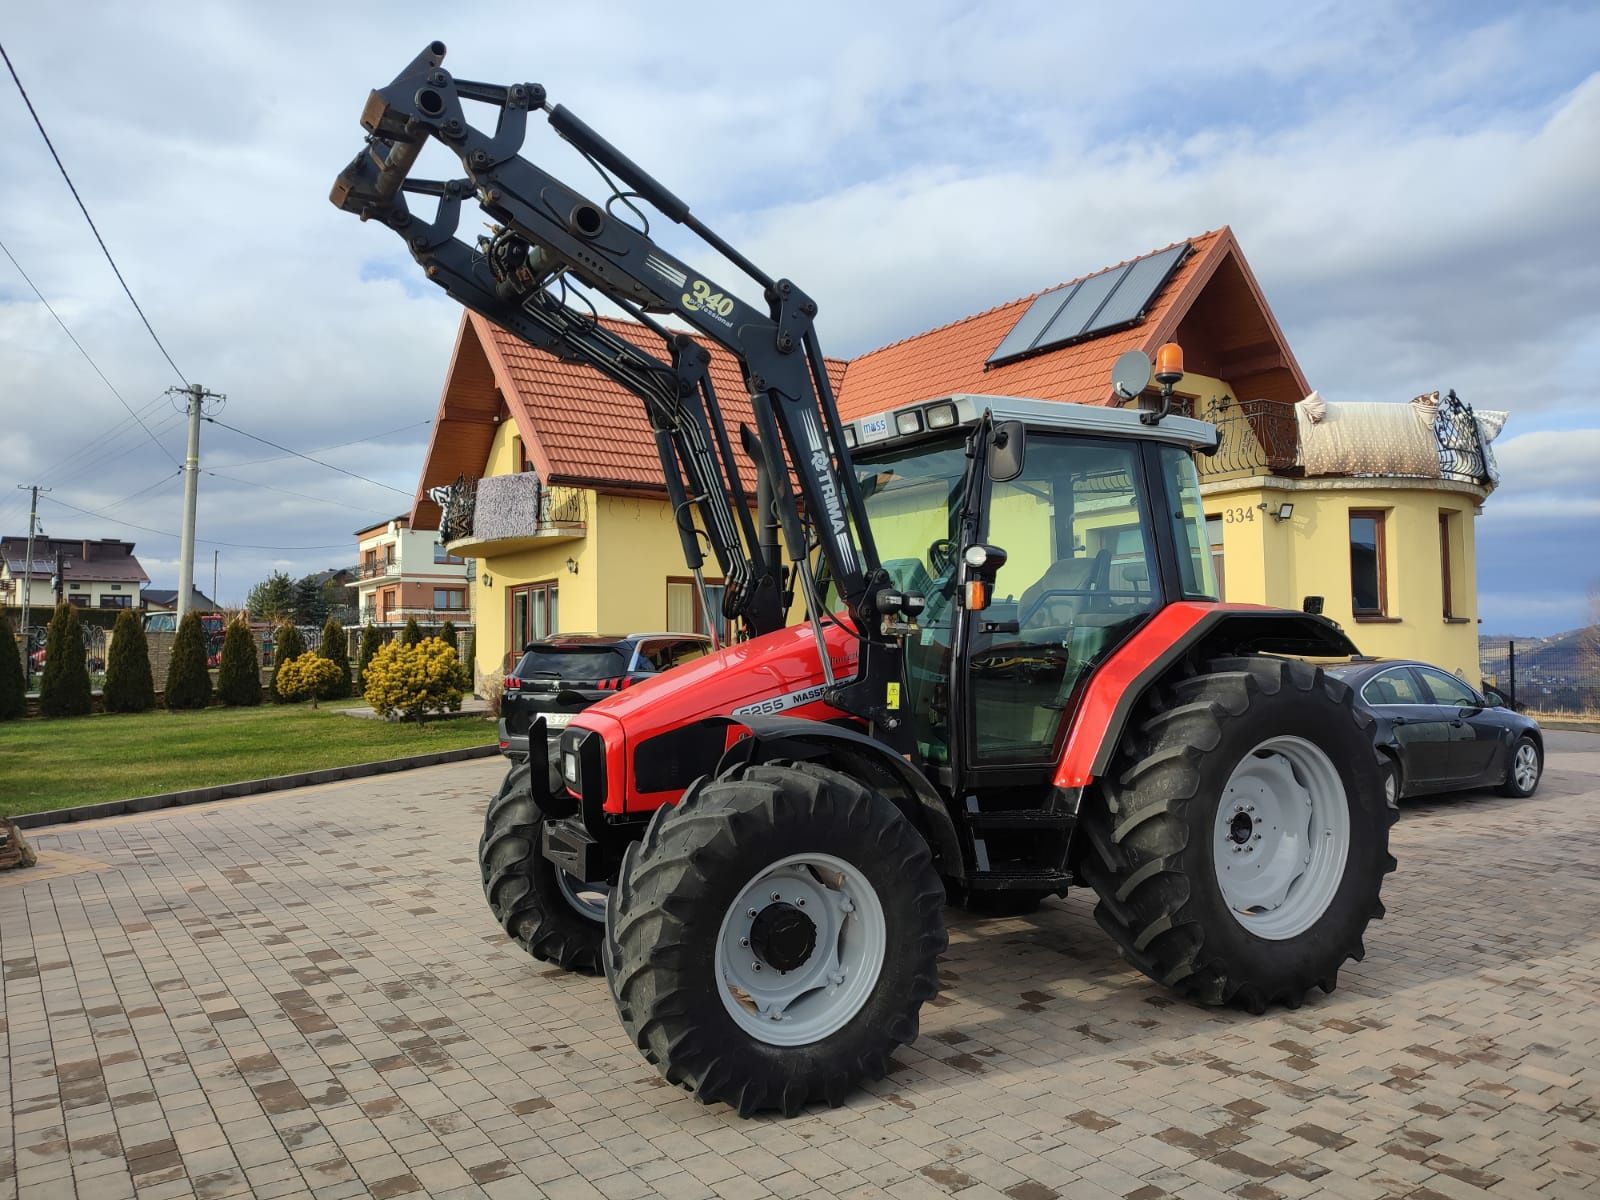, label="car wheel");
[1497,736,1542,798]
[1379,757,1401,806]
